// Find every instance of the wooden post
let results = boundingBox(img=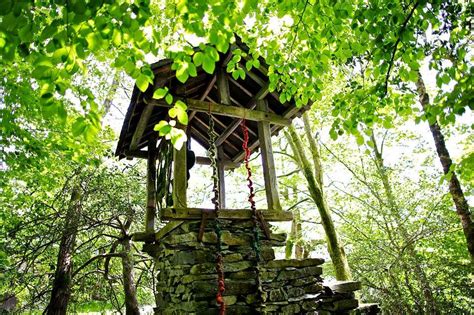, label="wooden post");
[257,99,282,211]
[217,67,231,106]
[217,146,226,209]
[172,125,187,208]
[146,136,158,233]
